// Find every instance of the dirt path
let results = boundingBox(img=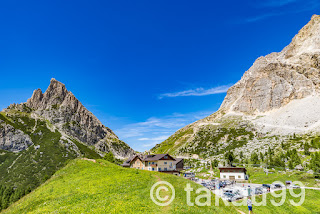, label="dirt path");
[236,209,246,214]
